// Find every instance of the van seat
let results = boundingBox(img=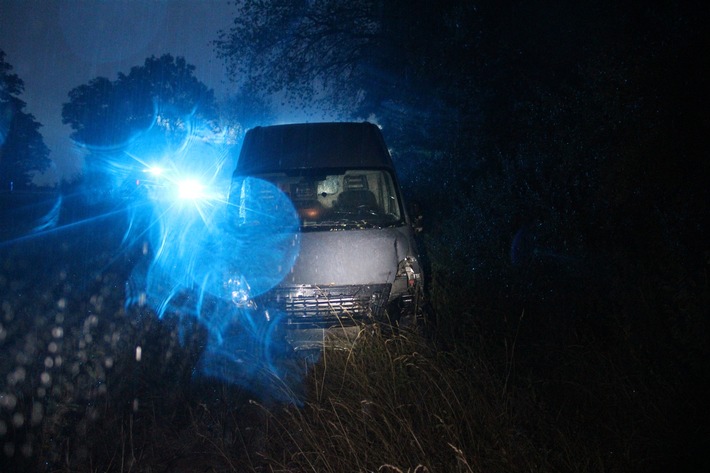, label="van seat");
[337,189,379,212]
[343,174,369,191]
